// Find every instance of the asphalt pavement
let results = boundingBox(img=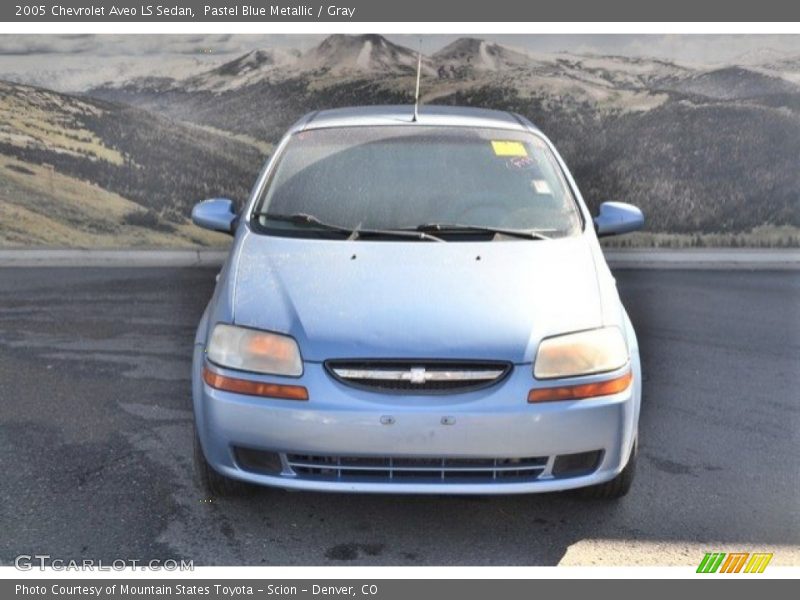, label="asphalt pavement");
[0,267,797,566]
